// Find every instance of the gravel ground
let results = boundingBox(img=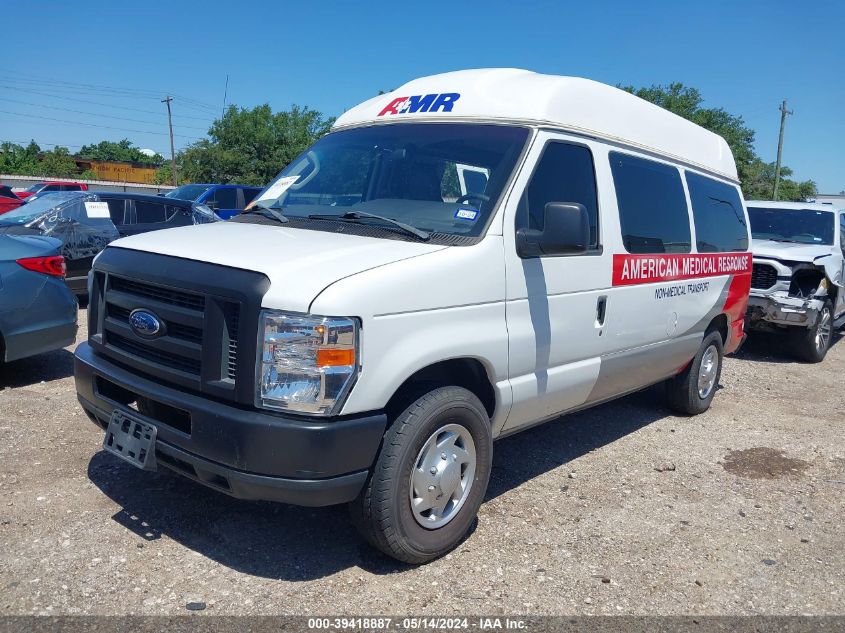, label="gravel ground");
[1,308,843,616]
